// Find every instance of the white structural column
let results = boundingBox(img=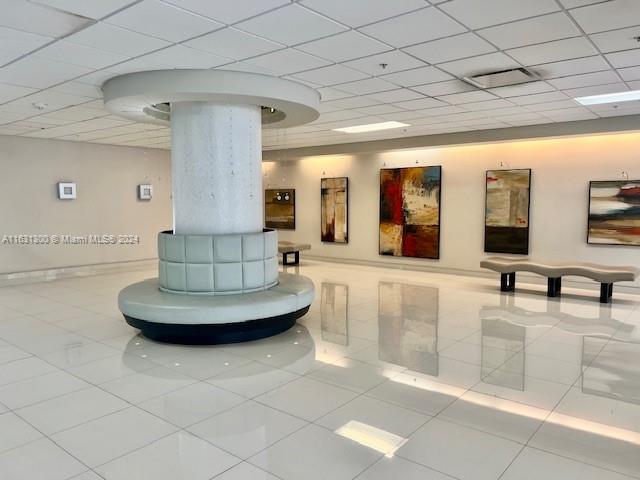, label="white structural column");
[171,101,263,235]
